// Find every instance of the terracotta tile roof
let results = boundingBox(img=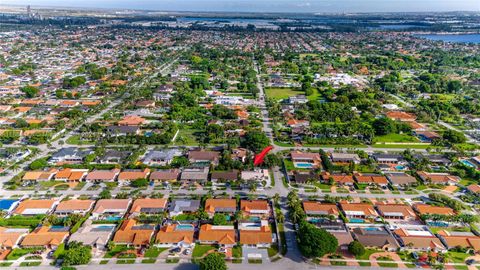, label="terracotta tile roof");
[354,174,388,184]
[467,184,480,194]
[129,198,168,214]
[413,204,455,216]
[0,227,28,249]
[85,169,120,181]
[437,230,480,251]
[118,168,150,181]
[149,169,180,181]
[198,224,236,244]
[155,224,194,244]
[113,219,154,246]
[386,111,416,121]
[240,200,269,212]
[290,151,321,161]
[375,204,417,219]
[14,200,56,215]
[303,201,339,215]
[239,226,272,245]
[340,203,378,216]
[417,171,460,184]
[118,115,146,126]
[393,228,445,250]
[20,226,68,247]
[55,200,94,212]
[204,199,237,214]
[93,199,131,214]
